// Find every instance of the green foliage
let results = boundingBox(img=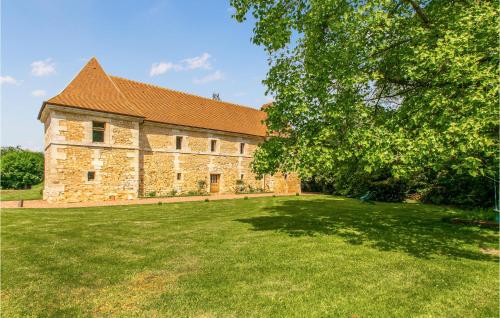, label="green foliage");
[235,179,246,193]
[196,180,207,193]
[147,191,157,198]
[1,149,44,189]
[232,0,498,207]
[368,179,407,203]
[0,146,23,157]
[234,179,267,194]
